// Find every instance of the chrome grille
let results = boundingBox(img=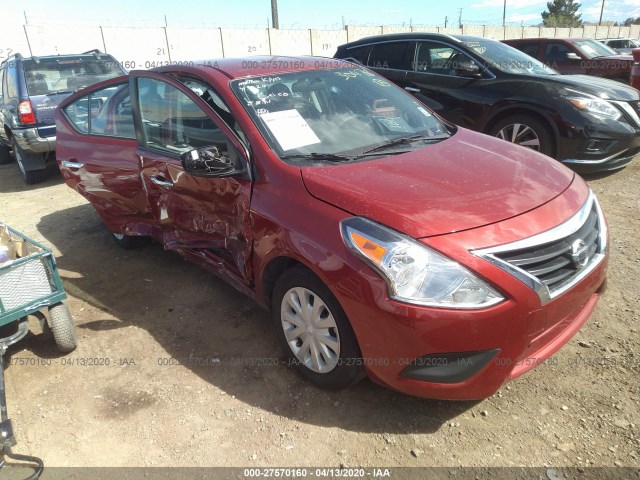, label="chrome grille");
[494,205,599,291]
[473,192,607,304]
